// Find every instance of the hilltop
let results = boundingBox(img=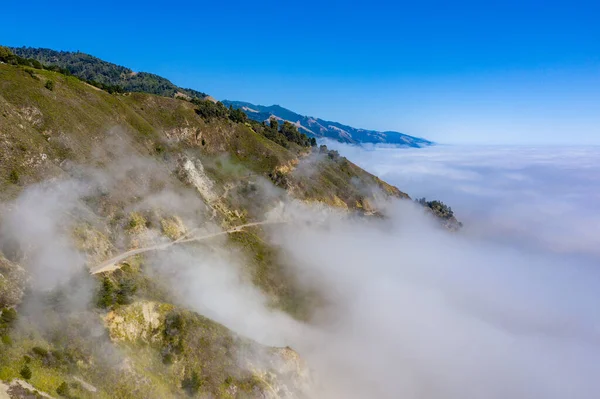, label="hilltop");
[9,46,208,100]
[223,100,433,147]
